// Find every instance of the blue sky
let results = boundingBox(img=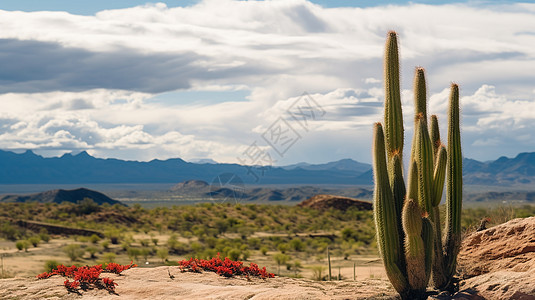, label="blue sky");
[0,0,534,165]
[0,1,487,14]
